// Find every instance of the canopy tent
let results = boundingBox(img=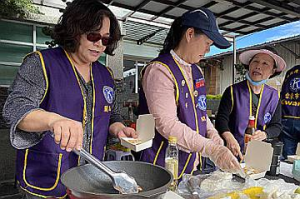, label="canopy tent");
[33,0,300,45]
[99,0,300,45]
